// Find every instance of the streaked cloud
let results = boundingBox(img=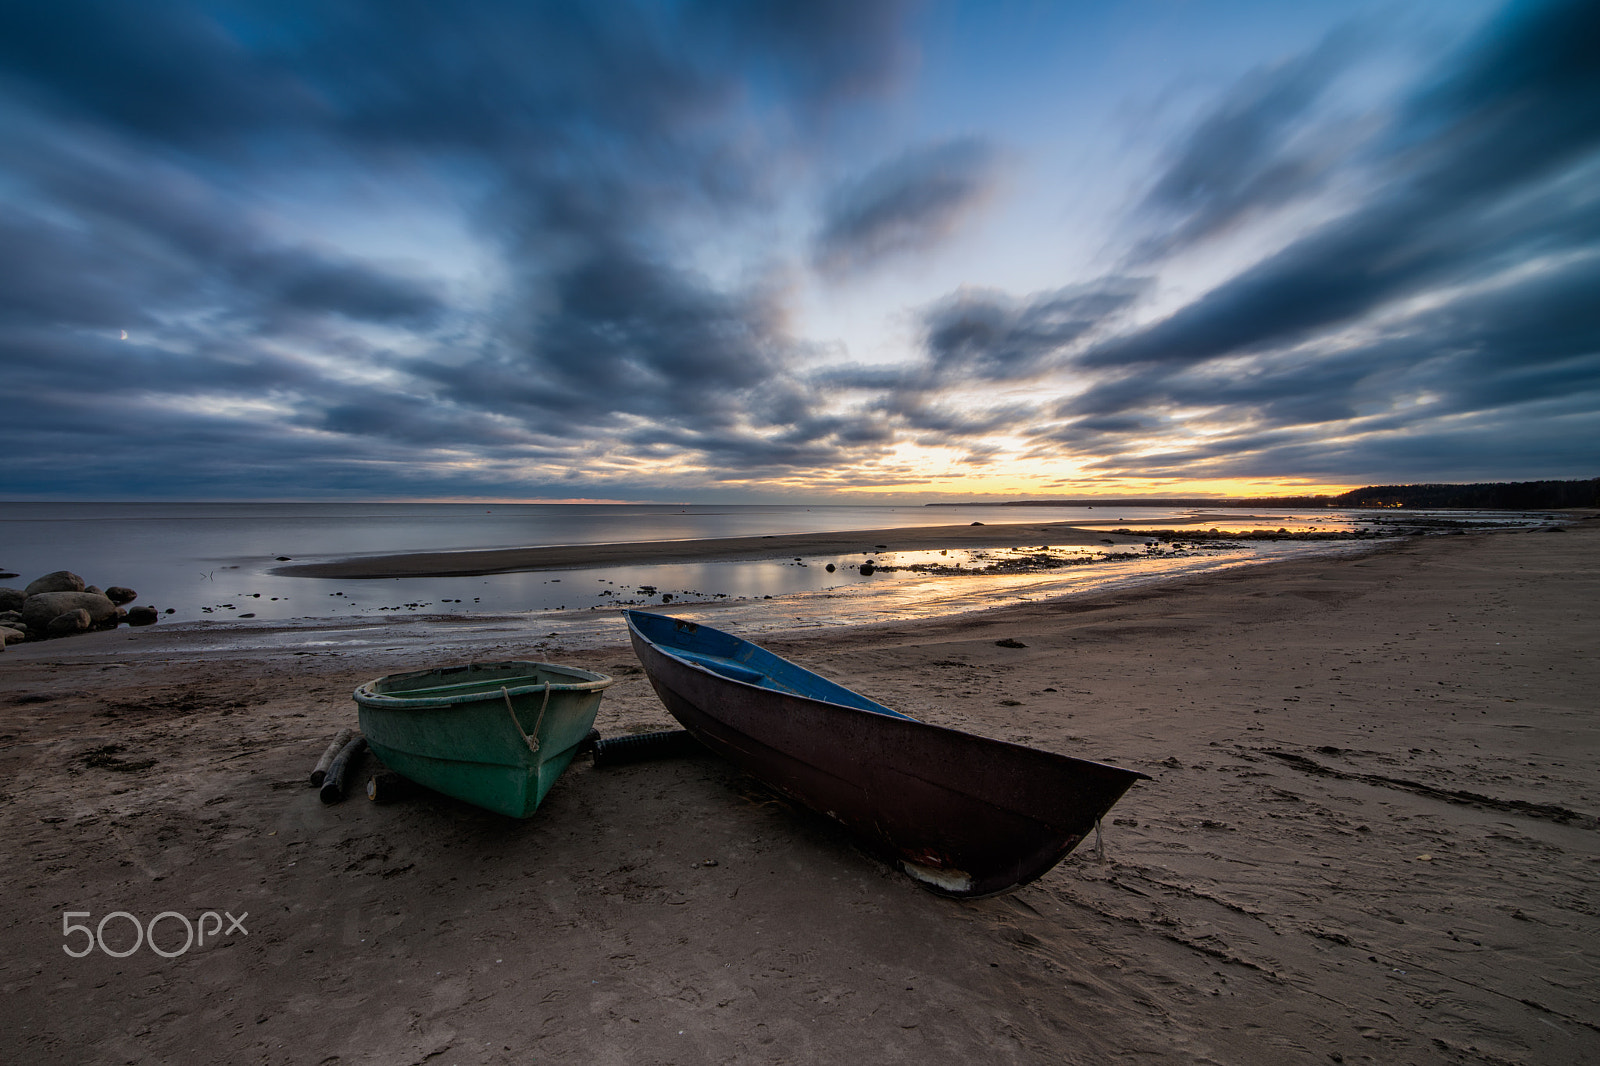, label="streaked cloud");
[1010,0,1600,485]
[813,138,1001,274]
[1127,30,1358,262]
